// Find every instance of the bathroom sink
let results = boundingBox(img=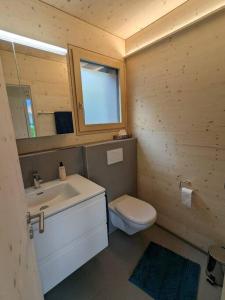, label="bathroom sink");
[27,182,79,209]
[26,174,105,217]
